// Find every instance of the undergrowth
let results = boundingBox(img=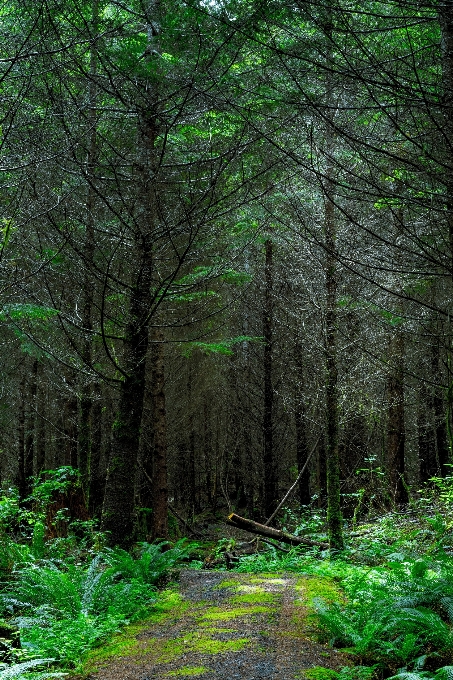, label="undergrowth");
[0,469,197,680]
[228,479,453,680]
